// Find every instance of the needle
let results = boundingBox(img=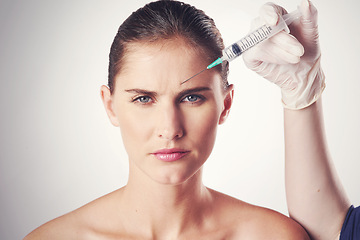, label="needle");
[180,57,223,85]
[180,68,207,85]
